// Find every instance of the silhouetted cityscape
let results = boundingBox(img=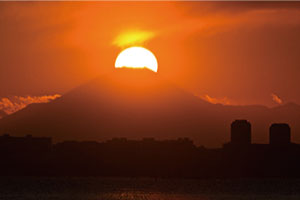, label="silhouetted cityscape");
[1,120,300,178]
